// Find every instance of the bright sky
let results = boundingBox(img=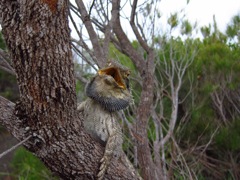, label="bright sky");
[160,0,240,32]
[68,0,240,40]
